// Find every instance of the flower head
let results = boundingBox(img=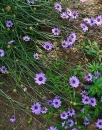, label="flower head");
[80,90,88,97]
[10,116,16,122]
[0,66,7,74]
[94,71,100,79]
[80,23,88,32]
[95,119,102,129]
[23,36,30,41]
[60,111,68,120]
[66,8,72,16]
[89,18,95,27]
[80,0,87,2]
[34,73,47,85]
[23,87,27,91]
[85,73,92,82]
[66,119,74,127]
[68,109,75,117]
[47,100,53,106]
[27,0,35,4]
[52,28,60,35]
[34,53,39,59]
[52,98,62,108]
[83,119,90,126]
[47,126,57,130]
[31,102,41,115]
[71,11,78,19]
[83,18,90,24]
[54,3,62,12]
[61,12,69,19]
[95,15,102,26]
[0,49,4,57]
[72,128,78,130]
[90,97,97,106]
[8,40,15,44]
[6,20,13,28]
[69,76,80,88]
[43,42,52,51]
[82,95,90,105]
[41,107,48,114]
